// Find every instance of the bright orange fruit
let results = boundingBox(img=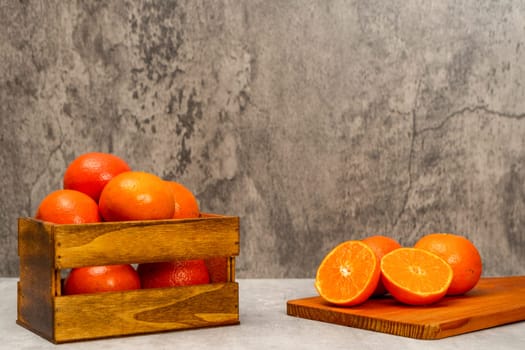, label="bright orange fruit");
[205,257,229,283]
[63,152,131,202]
[63,264,141,295]
[315,241,380,306]
[137,260,210,288]
[98,171,175,221]
[380,247,453,305]
[362,235,402,296]
[35,189,101,224]
[165,181,200,219]
[414,233,482,295]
